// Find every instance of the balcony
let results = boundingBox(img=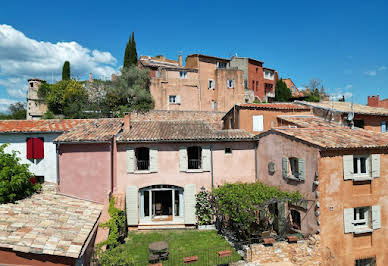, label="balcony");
[188,159,201,170]
[137,160,150,171]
